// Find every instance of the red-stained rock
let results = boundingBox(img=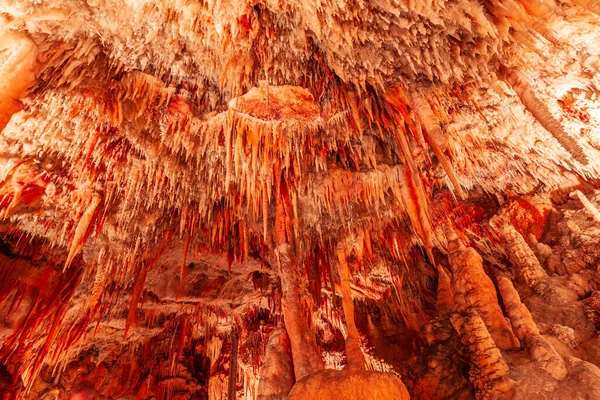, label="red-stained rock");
[0,32,38,131]
[228,83,320,122]
[257,327,295,400]
[499,197,552,241]
[405,336,473,399]
[287,369,410,400]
